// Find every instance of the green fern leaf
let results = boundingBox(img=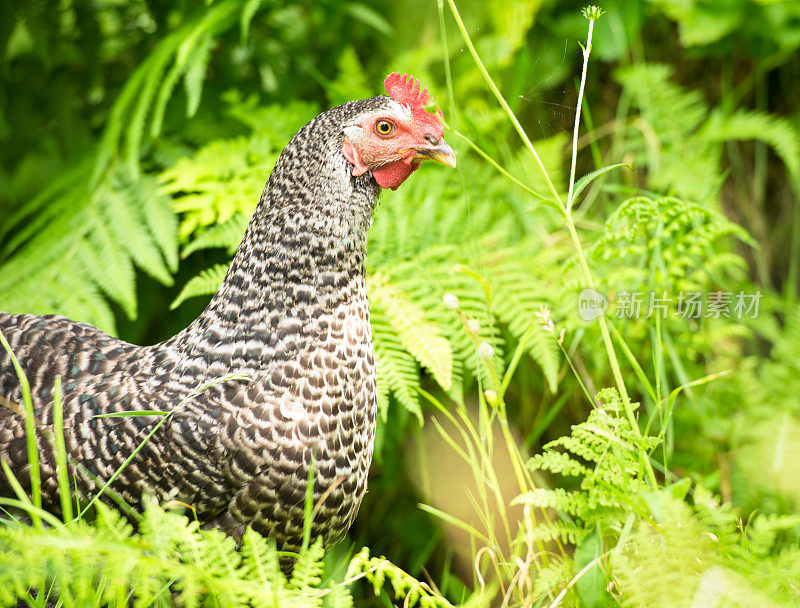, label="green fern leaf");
[371,304,422,422]
[140,174,180,273]
[289,538,325,598]
[373,332,422,423]
[704,109,800,181]
[369,274,453,391]
[182,34,215,118]
[84,209,137,318]
[171,263,227,309]
[182,214,249,258]
[105,174,174,286]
